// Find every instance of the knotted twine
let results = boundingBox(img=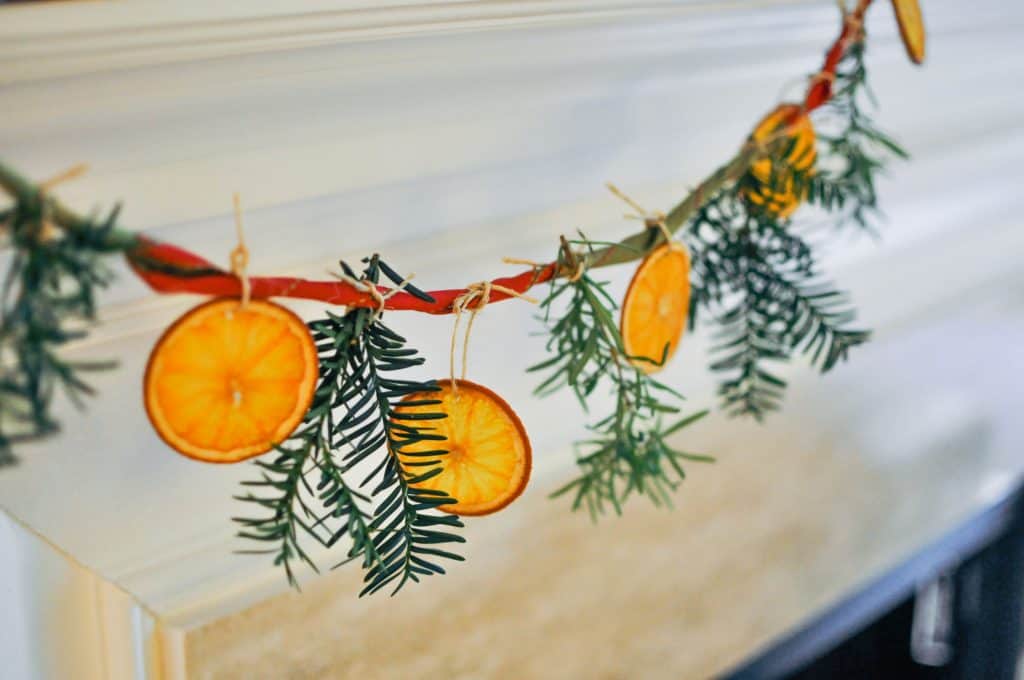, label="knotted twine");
[230,193,252,308]
[606,182,676,248]
[449,280,537,396]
